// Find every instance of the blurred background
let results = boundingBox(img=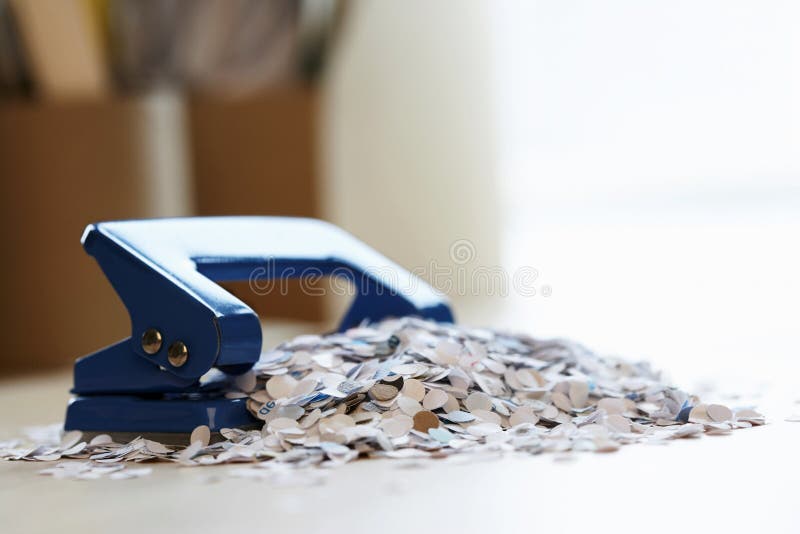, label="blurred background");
[0,0,798,397]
